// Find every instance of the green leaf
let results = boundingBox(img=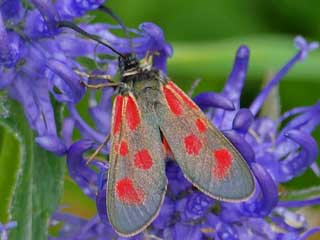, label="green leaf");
[0,98,65,240]
[0,122,20,222]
